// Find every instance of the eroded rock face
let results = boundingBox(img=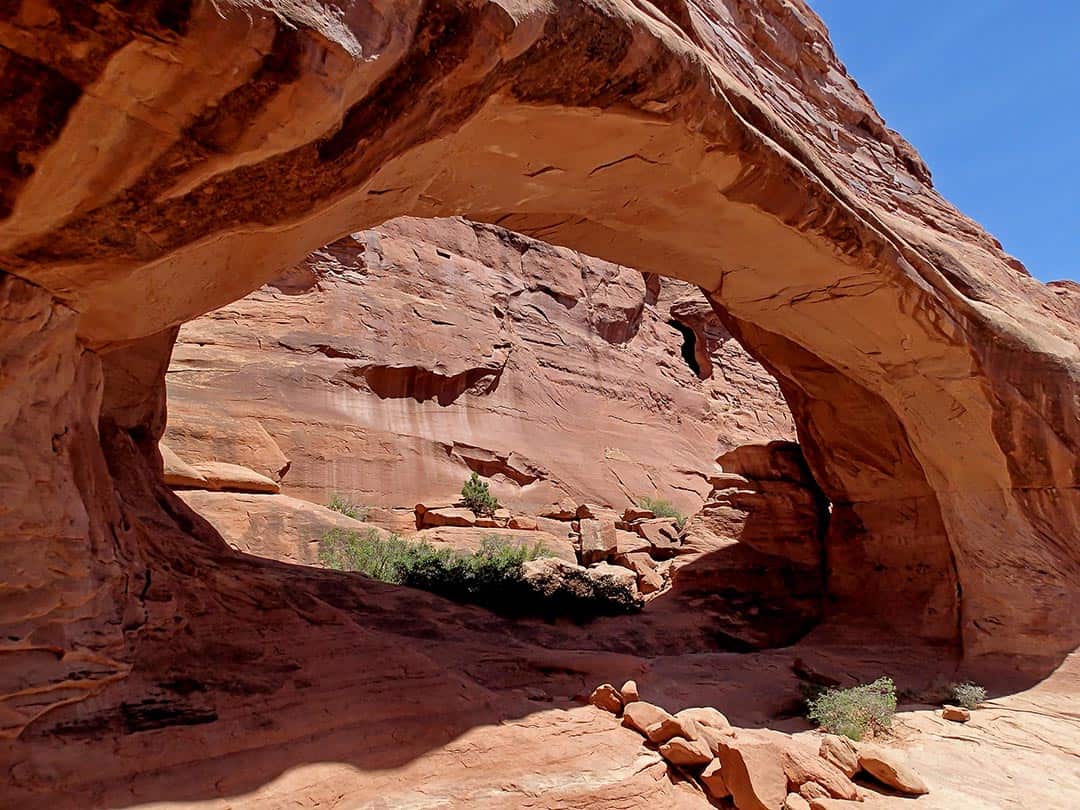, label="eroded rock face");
[166,216,793,514]
[0,1,1078,795]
